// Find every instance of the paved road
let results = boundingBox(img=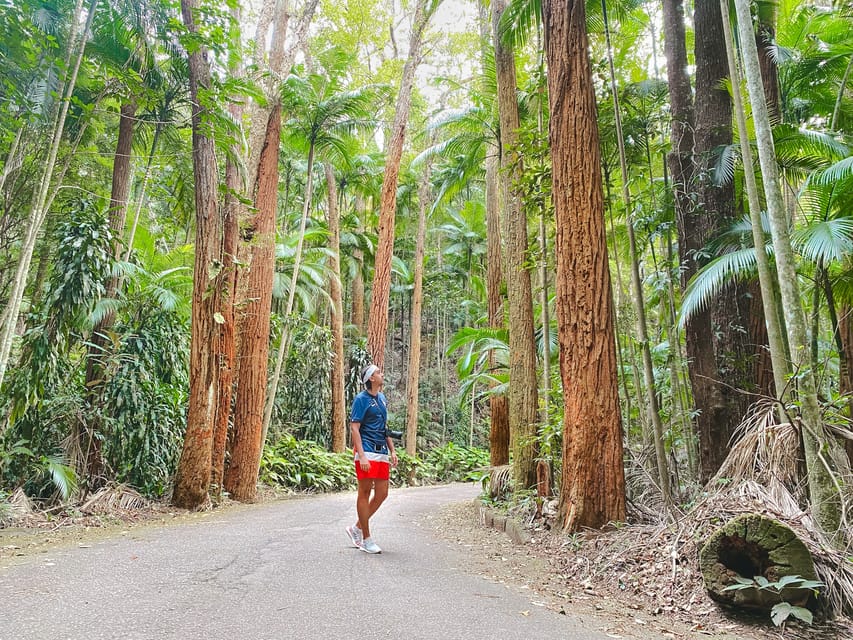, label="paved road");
[0,483,615,640]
